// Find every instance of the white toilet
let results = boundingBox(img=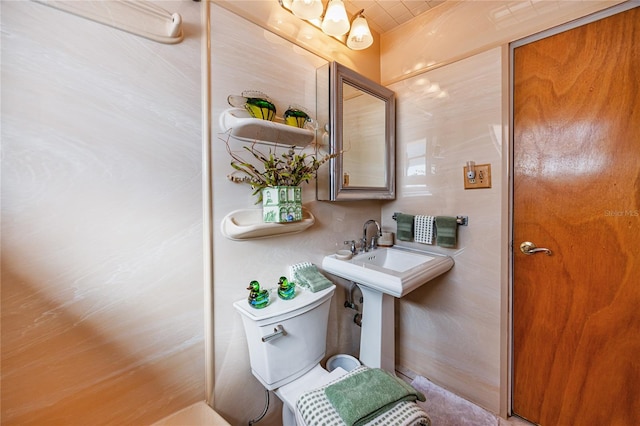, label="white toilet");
[233,284,357,426]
